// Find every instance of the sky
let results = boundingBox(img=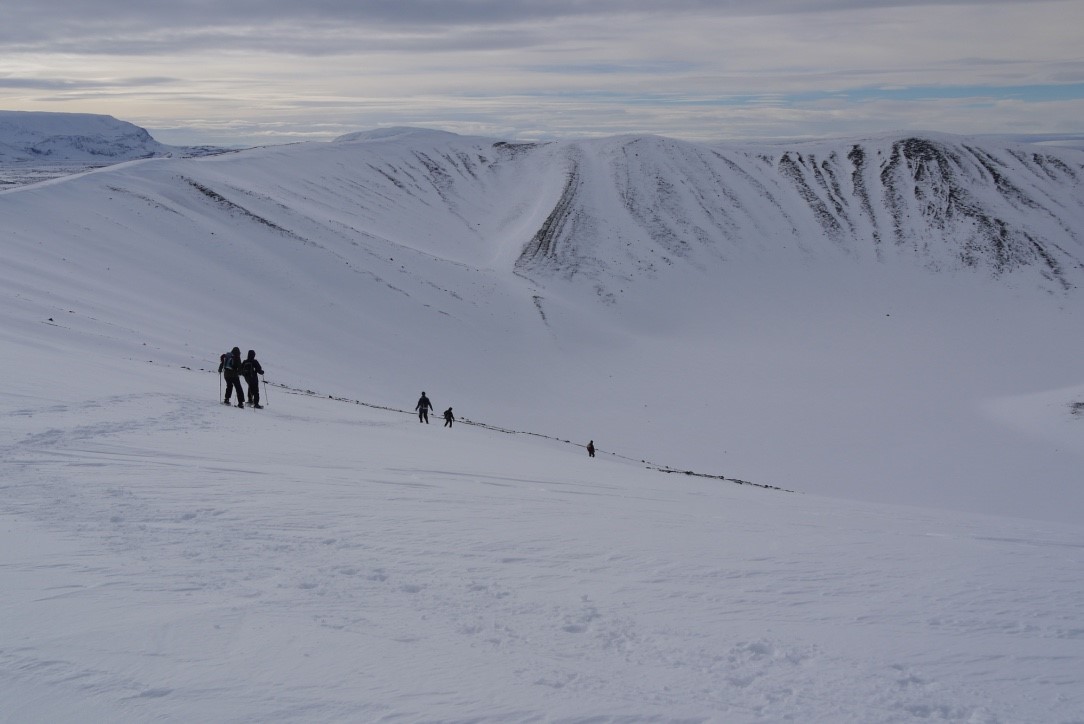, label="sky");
[1,0,1083,147]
